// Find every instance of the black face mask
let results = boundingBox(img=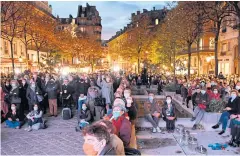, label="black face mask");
[207,87,211,90]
